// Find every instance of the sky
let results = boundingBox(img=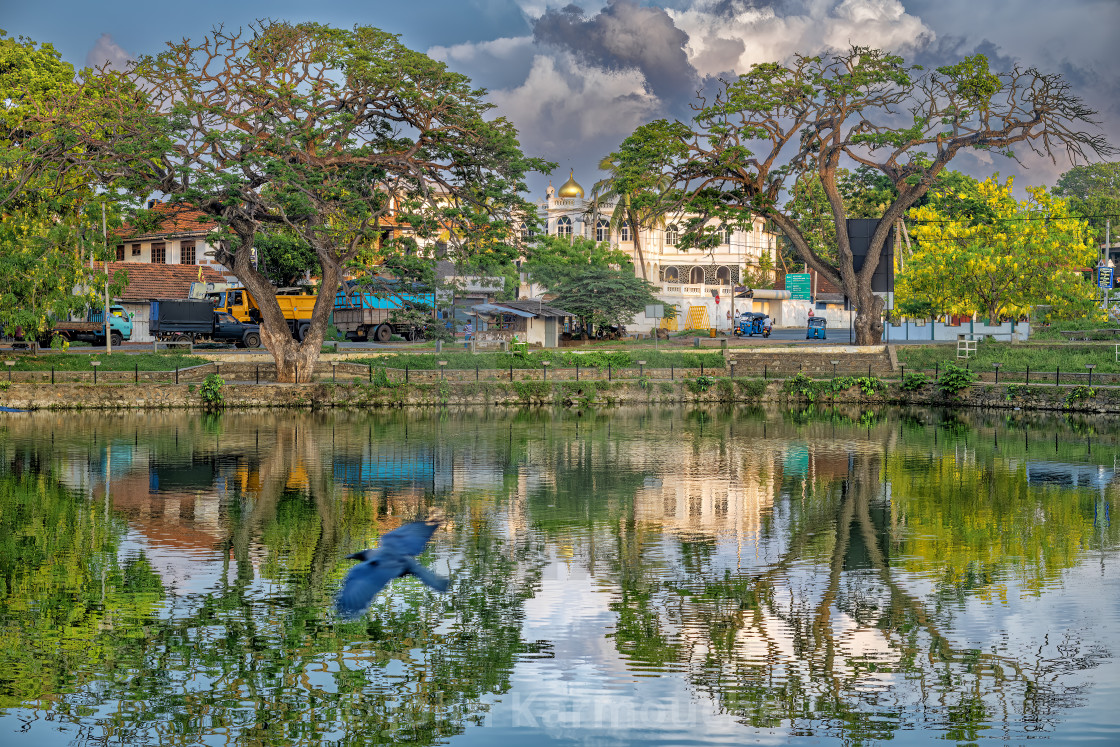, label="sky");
[5,0,1119,201]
